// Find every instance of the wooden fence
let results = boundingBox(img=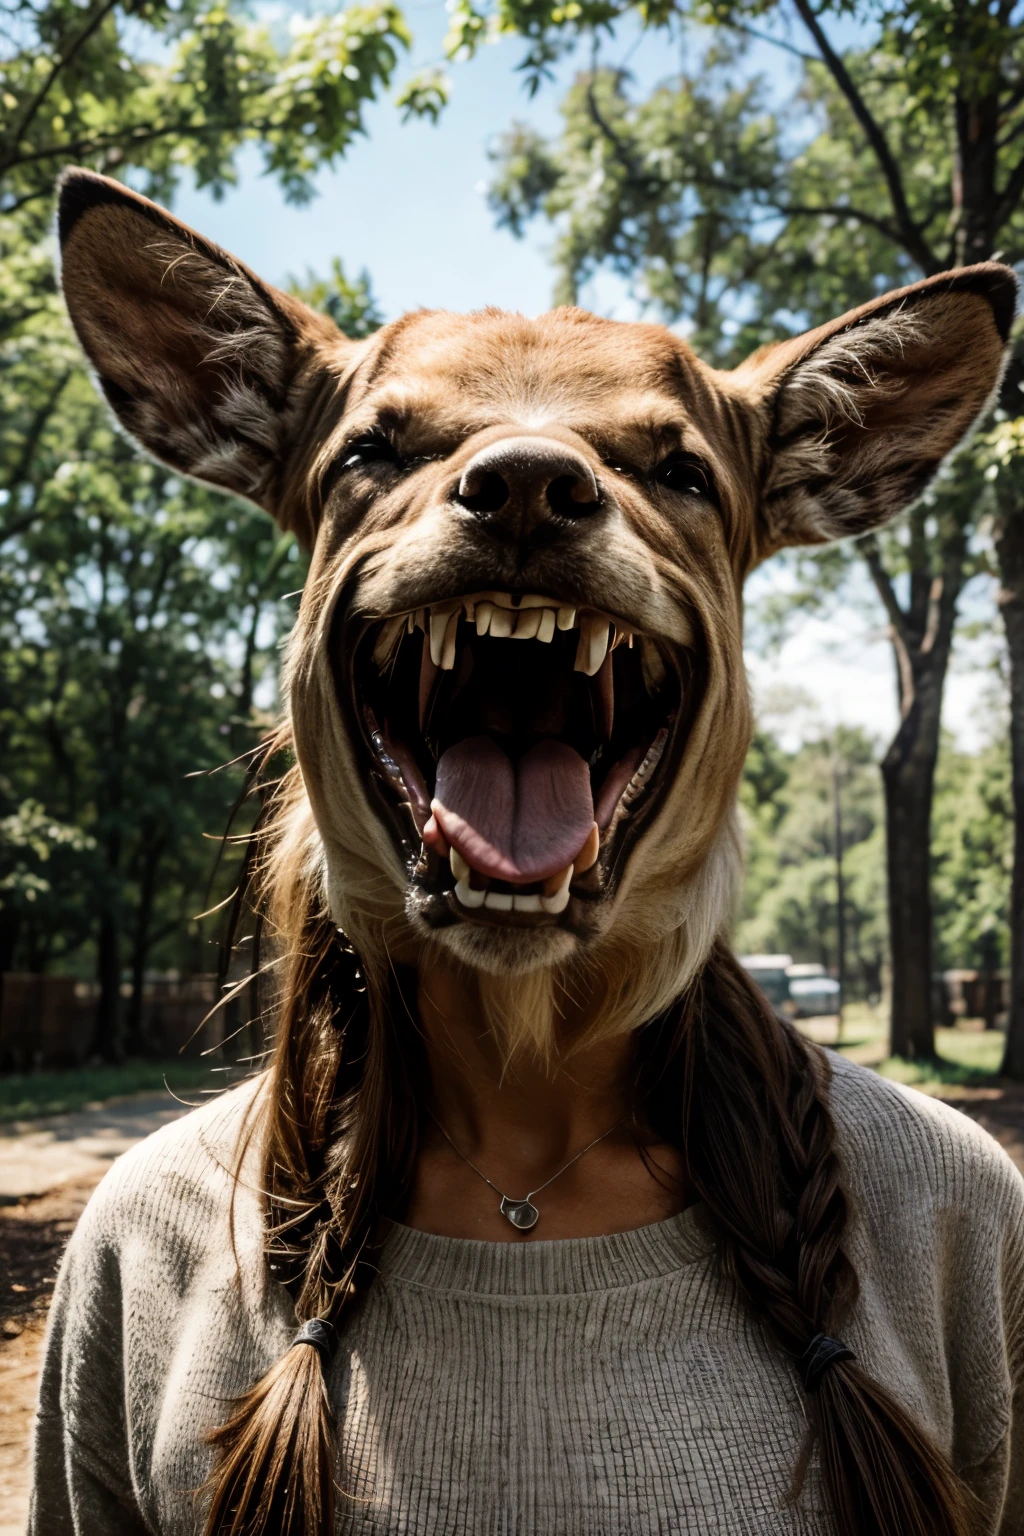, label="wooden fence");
[0,972,223,1070]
